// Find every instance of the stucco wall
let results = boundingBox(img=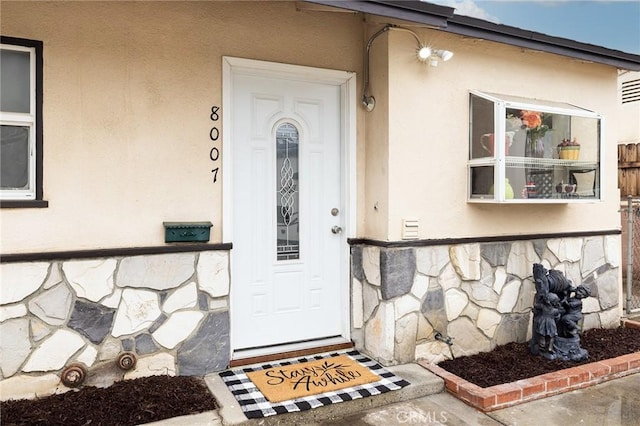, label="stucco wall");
[2,2,626,250]
[618,71,640,144]
[376,27,621,241]
[0,1,365,253]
